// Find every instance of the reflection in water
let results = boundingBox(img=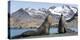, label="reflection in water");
[49,28,58,34]
[69,28,78,32]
